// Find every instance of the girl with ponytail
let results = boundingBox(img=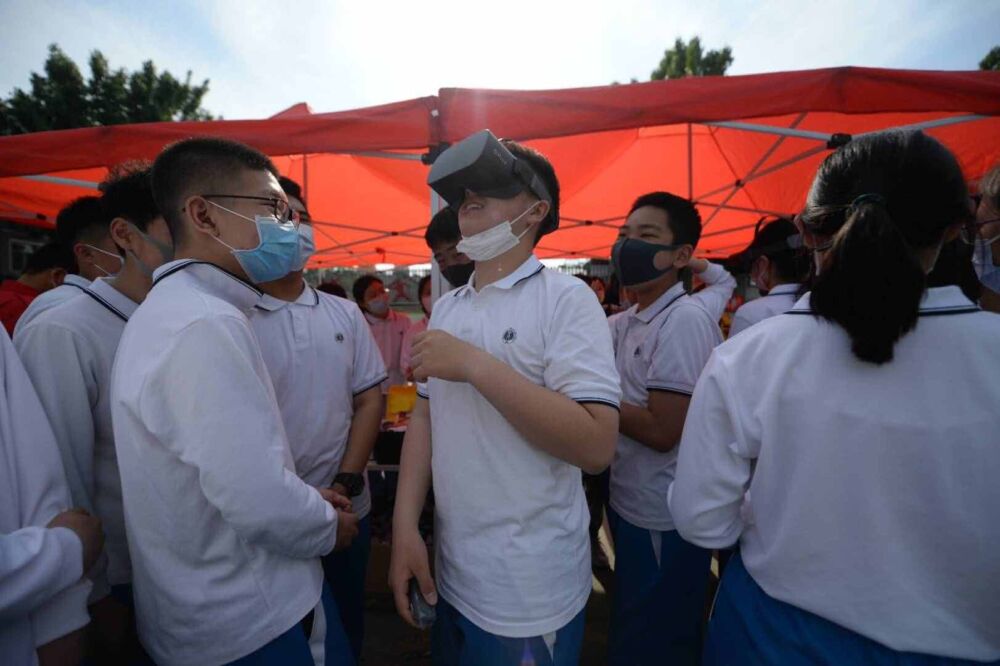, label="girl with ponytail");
[668,130,1000,664]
